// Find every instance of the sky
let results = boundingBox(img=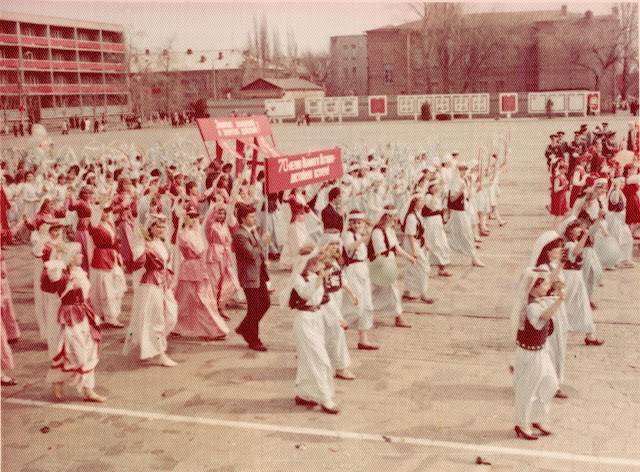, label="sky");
[1,1,620,54]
